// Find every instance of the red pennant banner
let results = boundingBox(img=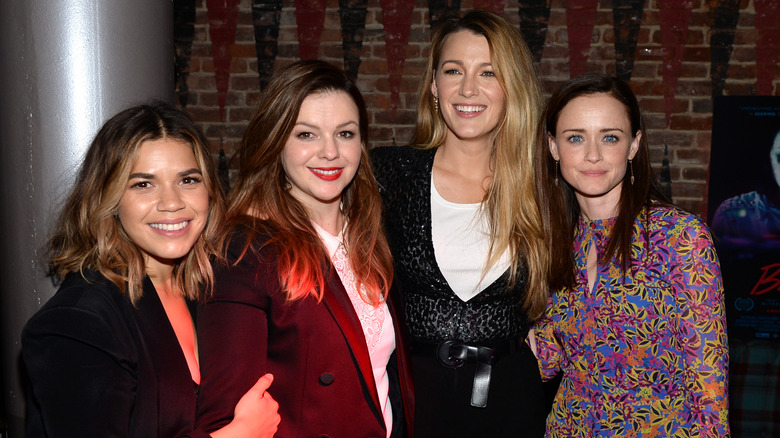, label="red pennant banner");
[754,0,780,95]
[565,0,599,77]
[206,0,240,121]
[380,0,414,116]
[295,0,327,59]
[658,0,693,127]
